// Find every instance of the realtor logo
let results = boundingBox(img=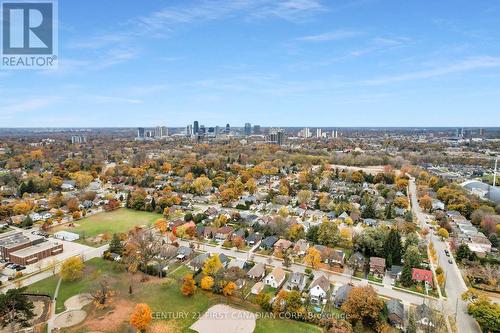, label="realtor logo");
[1,0,58,69]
